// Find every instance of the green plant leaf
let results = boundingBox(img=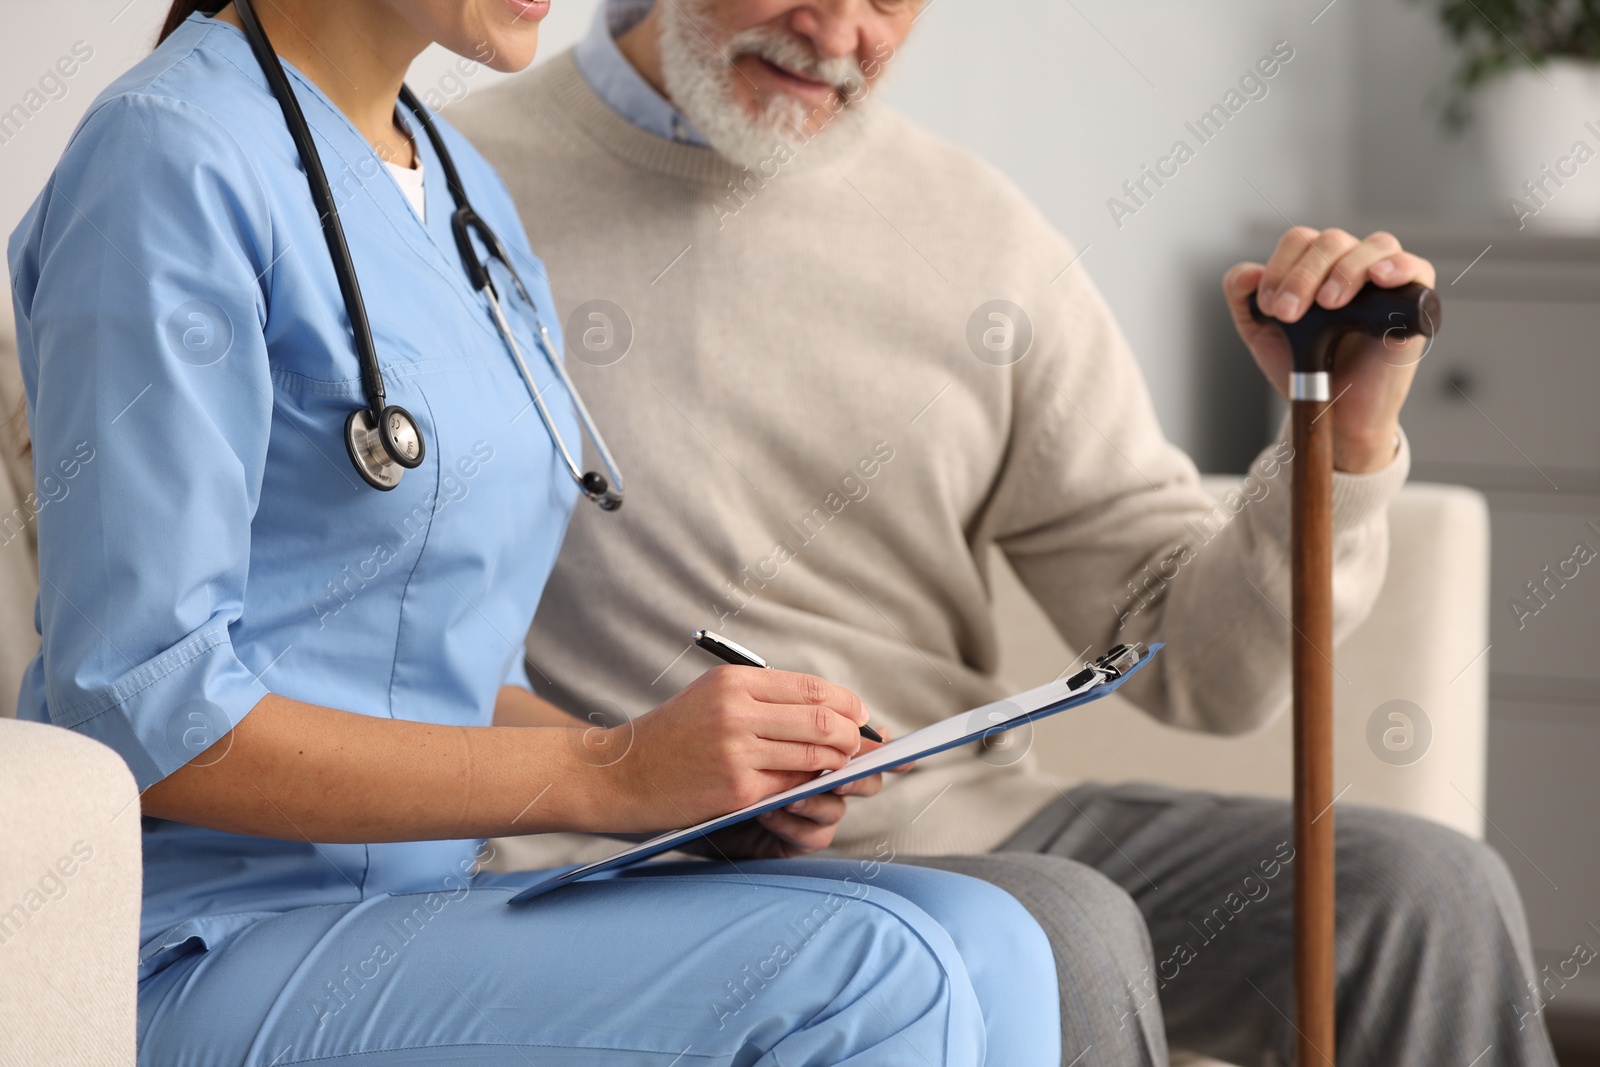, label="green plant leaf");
[1406,0,1599,127]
